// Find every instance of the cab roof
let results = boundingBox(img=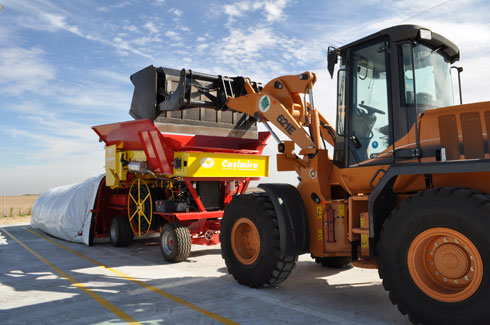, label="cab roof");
[340,24,460,63]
